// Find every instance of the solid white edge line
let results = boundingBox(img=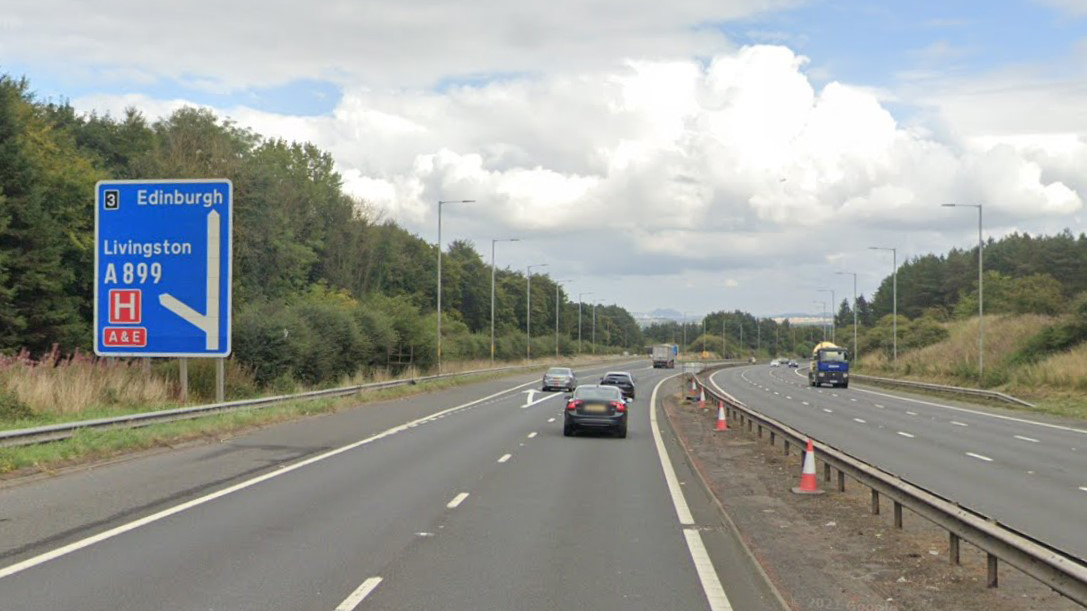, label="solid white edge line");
[335,576,383,611]
[966,452,993,462]
[446,492,470,509]
[853,386,1087,436]
[0,374,549,581]
[498,454,511,463]
[684,528,735,611]
[1014,435,1040,443]
[649,373,694,525]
